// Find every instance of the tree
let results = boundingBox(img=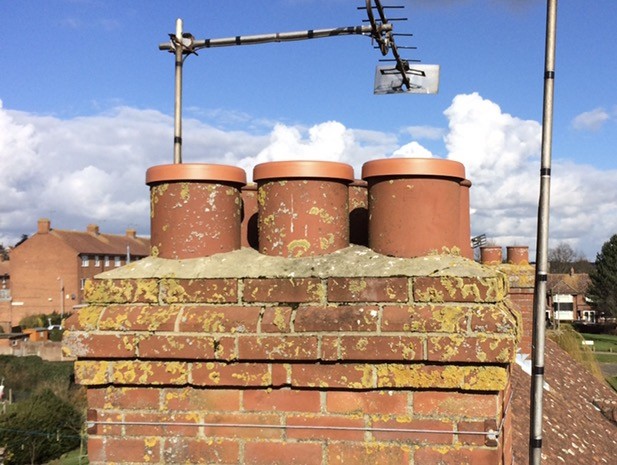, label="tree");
[0,389,83,464]
[548,242,592,274]
[587,234,617,318]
